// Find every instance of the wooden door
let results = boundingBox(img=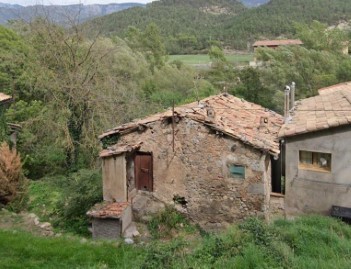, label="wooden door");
[135,153,153,192]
